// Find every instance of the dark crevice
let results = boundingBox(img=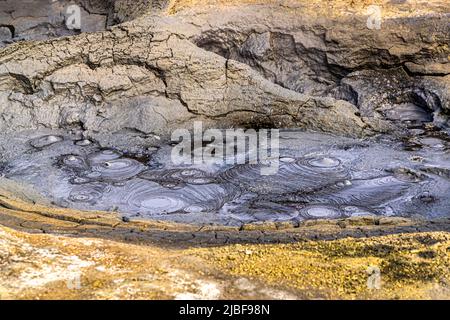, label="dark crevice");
[7,73,35,94]
[0,24,15,38]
